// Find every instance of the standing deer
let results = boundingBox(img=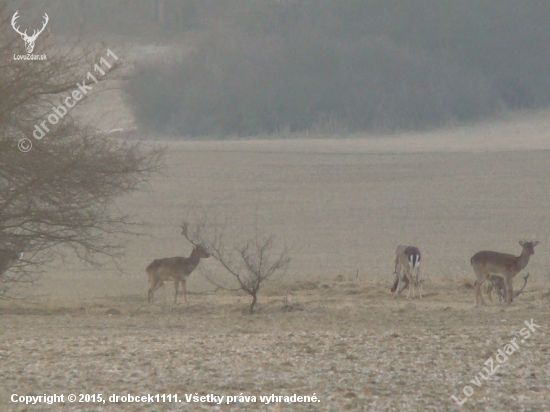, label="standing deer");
[471,240,538,305]
[392,245,422,299]
[146,223,210,305]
